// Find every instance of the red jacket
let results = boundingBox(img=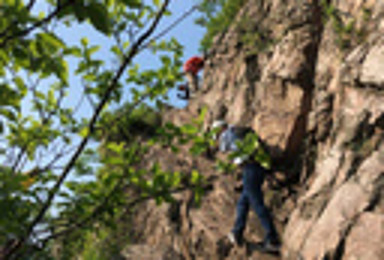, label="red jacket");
[183,56,204,75]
